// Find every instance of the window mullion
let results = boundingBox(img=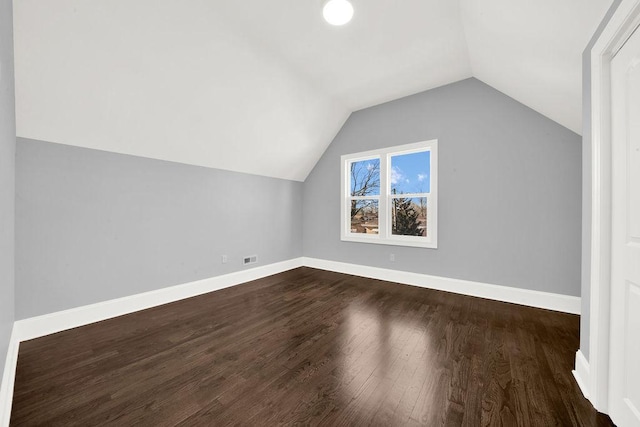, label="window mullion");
[379,154,389,240]
[349,195,380,201]
[389,192,429,199]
